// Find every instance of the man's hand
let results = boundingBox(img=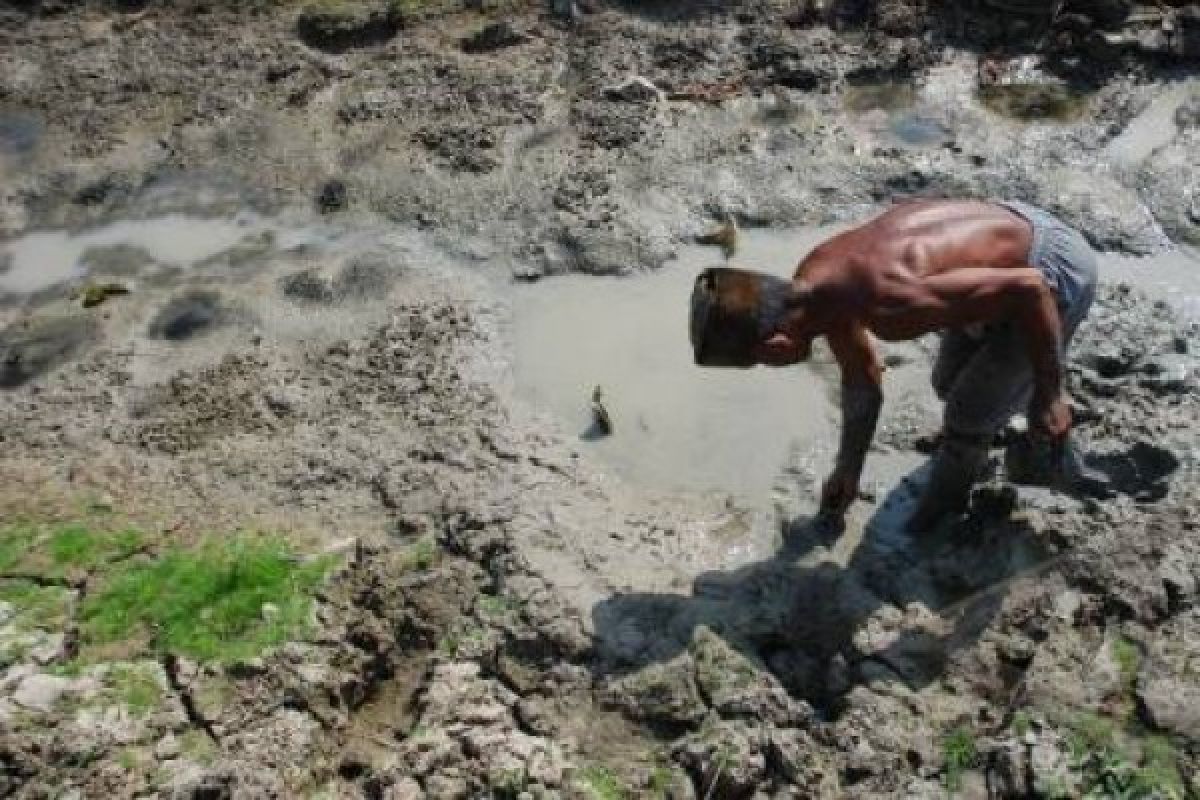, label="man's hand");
[820,467,860,517]
[1030,390,1071,440]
